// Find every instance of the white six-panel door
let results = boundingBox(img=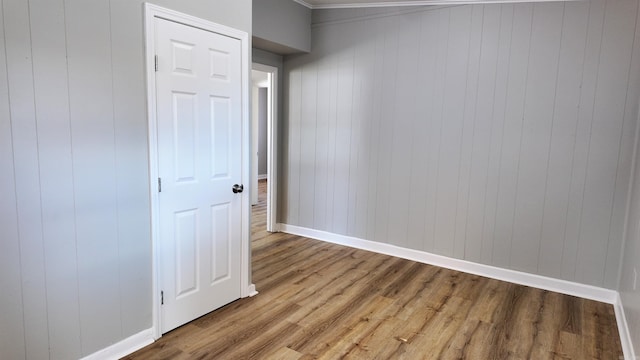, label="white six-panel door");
[155,17,243,334]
